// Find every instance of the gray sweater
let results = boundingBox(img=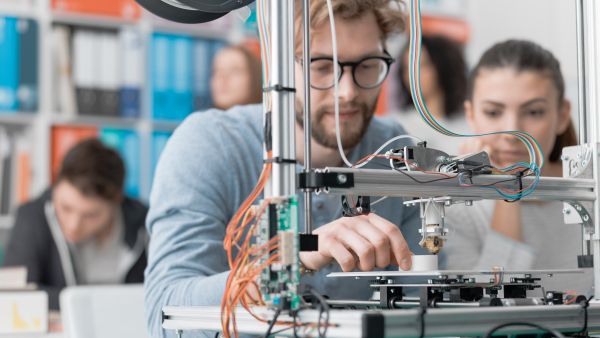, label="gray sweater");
[444,199,593,294]
[144,104,426,338]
